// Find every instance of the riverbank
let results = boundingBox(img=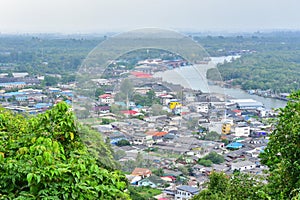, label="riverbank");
[153,57,287,109]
